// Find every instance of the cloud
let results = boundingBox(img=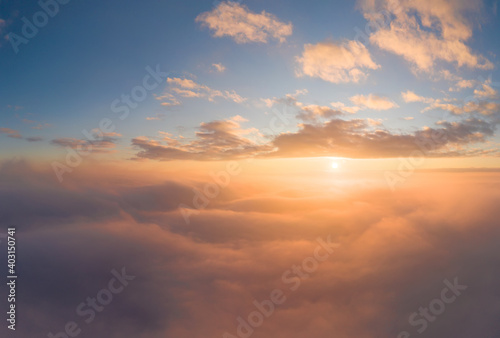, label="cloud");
[21,118,52,130]
[195,1,292,43]
[261,89,308,108]
[223,90,247,103]
[463,101,500,116]
[360,0,494,72]
[161,77,246,105]
[330,102,361,114]
[51,138,91,148]
[474,80,498,99]
[266,117,495,159]
[424,99,500,116]
[212,63,226,73]
[296,40,380,83]
[297,105,343,123]
[154,93,181,107]
[0,127,22,139]
[167,77,205,89]
[350,94,398,110]
[0,127,44,142]
[132,116,270,161]
[32,123,52,130]
[2,161,500,337]
[26,136,43,142]
[423,101,463,115]
[450,79,477,92]
[132,113,496,161]
[6,105,23,110]
[146,113,166,121]
[401,90,435,104]
[51,131,121,154]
